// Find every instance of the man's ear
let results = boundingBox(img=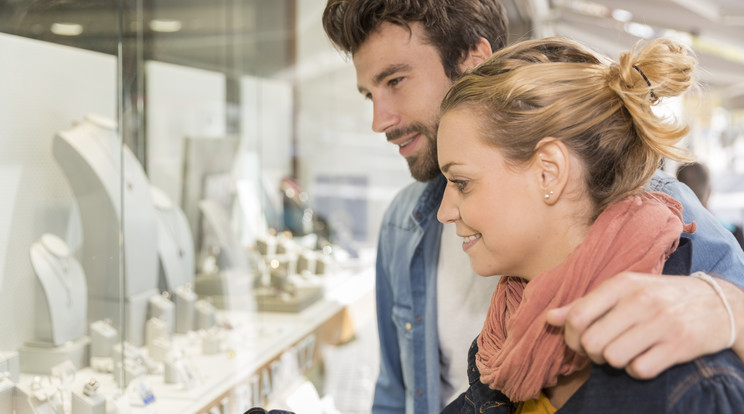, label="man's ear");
[533,138,570,205]
[458,37,492,73]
